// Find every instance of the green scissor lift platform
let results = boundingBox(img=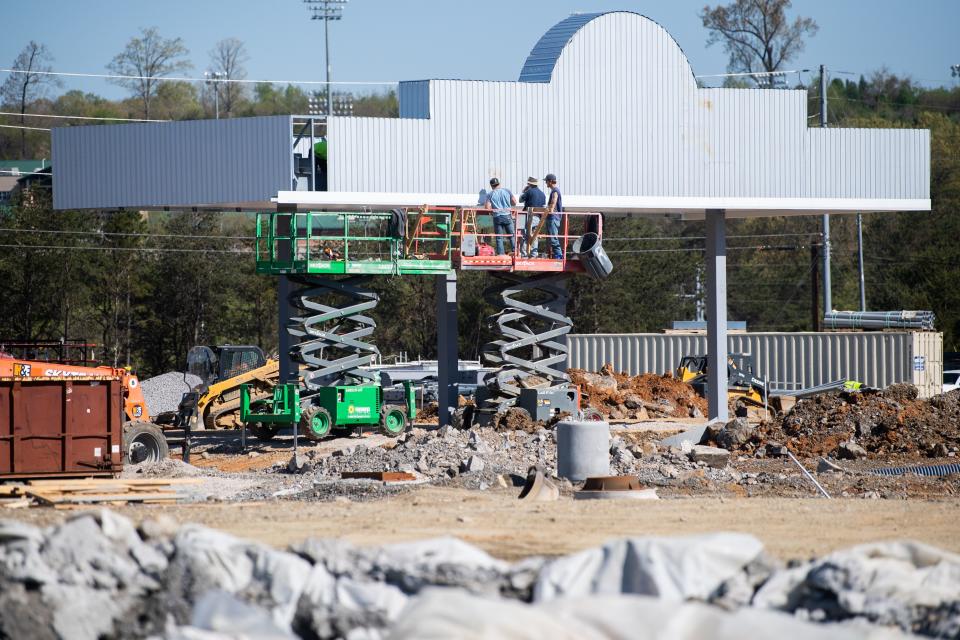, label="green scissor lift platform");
[241,207,453,439]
